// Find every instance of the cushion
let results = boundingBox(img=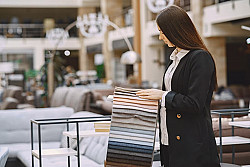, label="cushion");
[0,147,8,167]
[60,111,102,149]
[8,88,23,103]
[64,88,90,112]
[83,136,109,164]
[0,97,18,109]
[59,111,109,164]
[50,87,69,107]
